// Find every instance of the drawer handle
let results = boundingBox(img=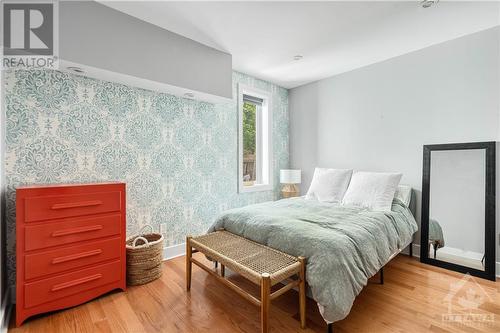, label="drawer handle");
[51,274,103,292]
[51,225,103,237]
[51,200,103,210]
[52,249,103,264]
